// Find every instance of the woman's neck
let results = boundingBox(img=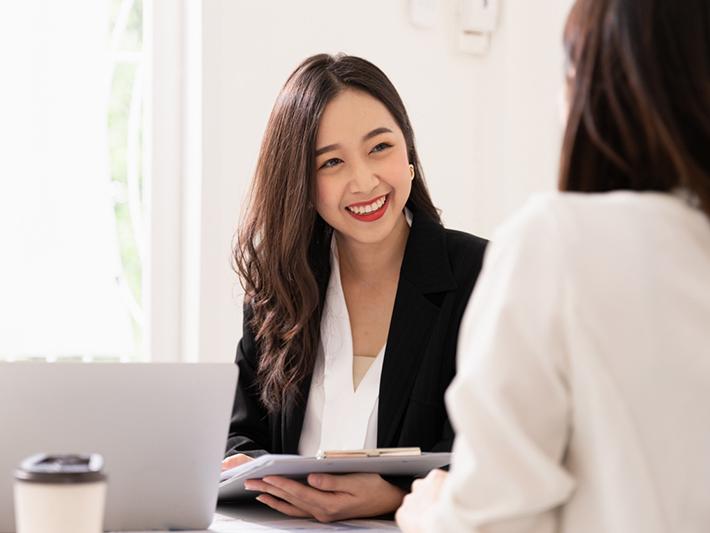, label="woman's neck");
[335,213,410,285]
